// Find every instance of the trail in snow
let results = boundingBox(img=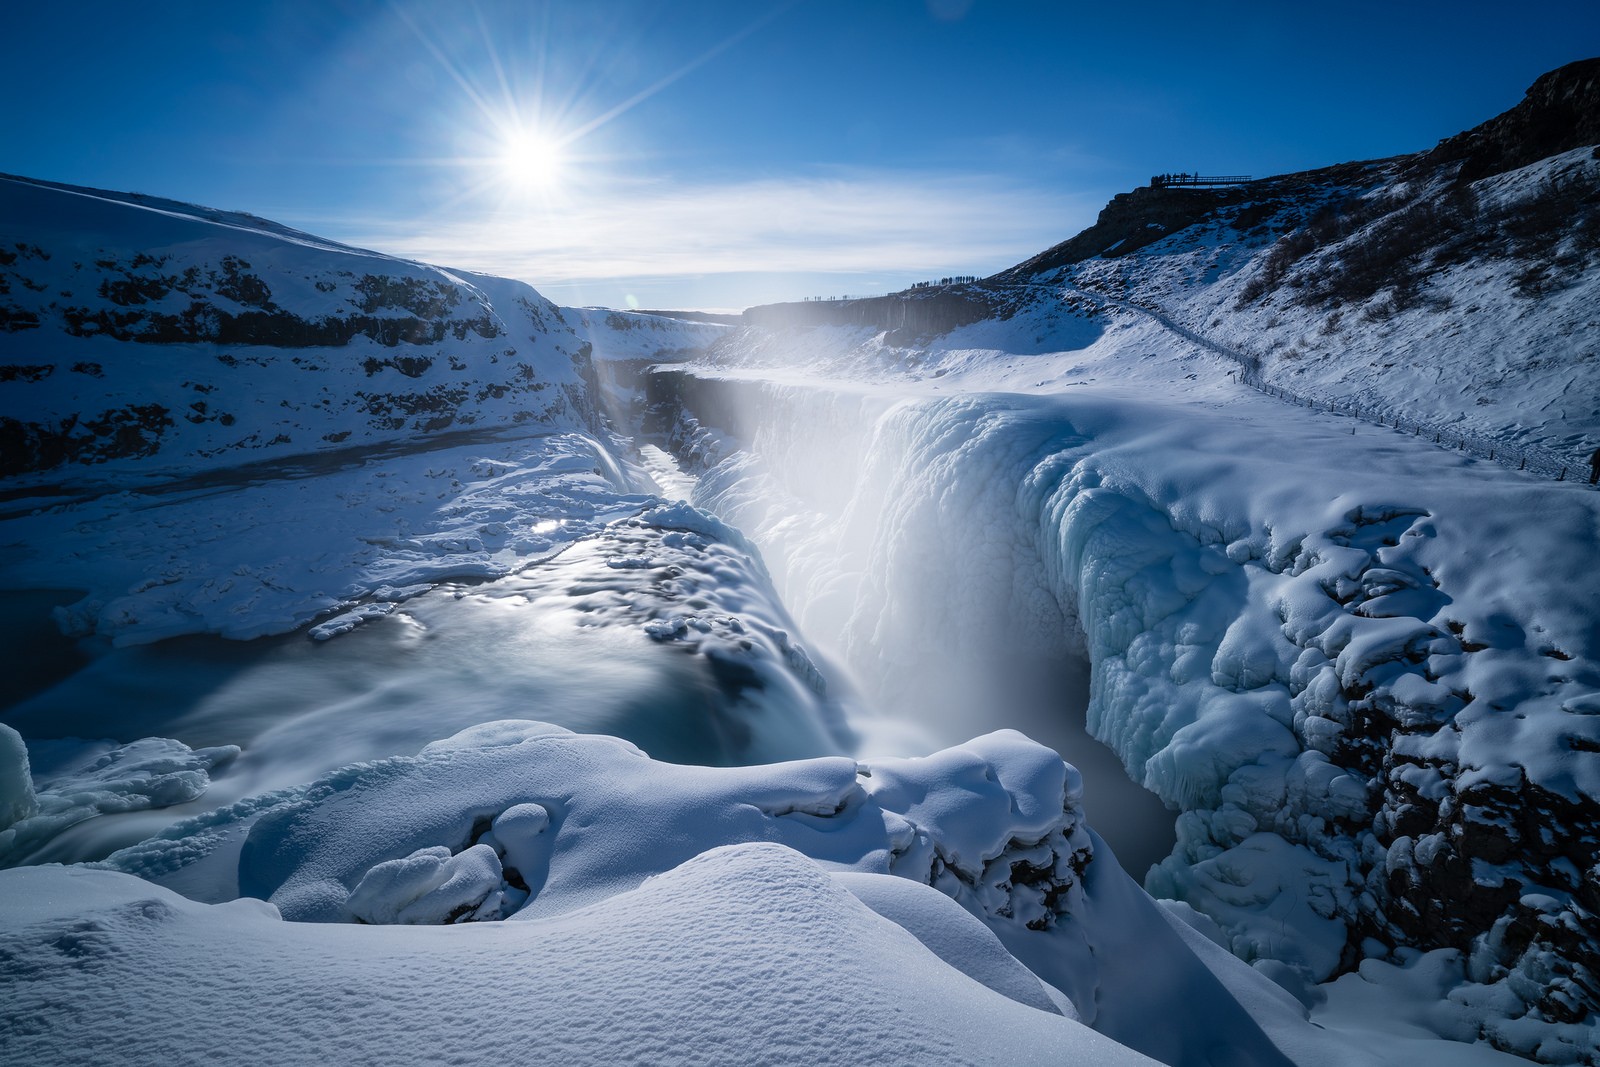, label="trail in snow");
[637,443,697,501]
[1016,279,1591,485]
